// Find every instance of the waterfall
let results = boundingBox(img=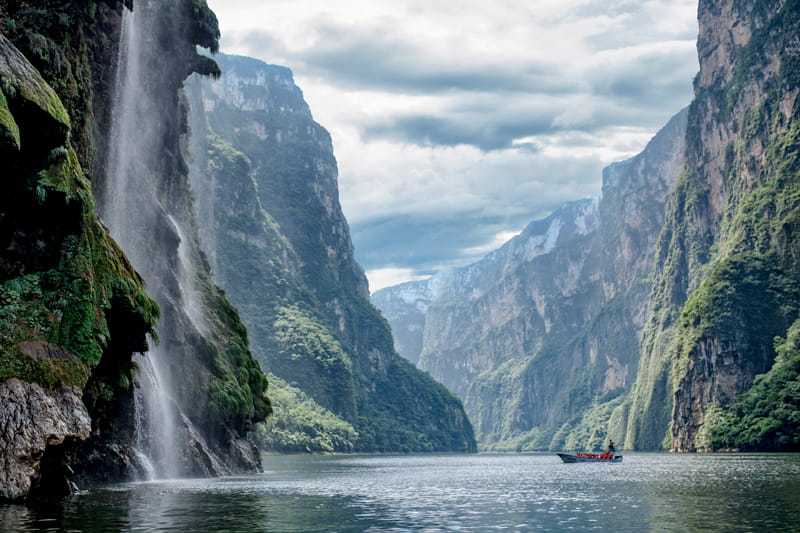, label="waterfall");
[99,0,199,480]
[133,347,179,480]
[169,215,206,334]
